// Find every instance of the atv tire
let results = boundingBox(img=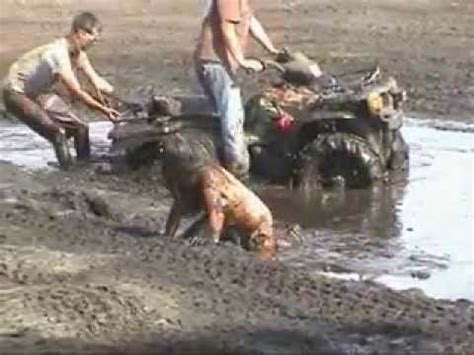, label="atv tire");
[296,133,385,189]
